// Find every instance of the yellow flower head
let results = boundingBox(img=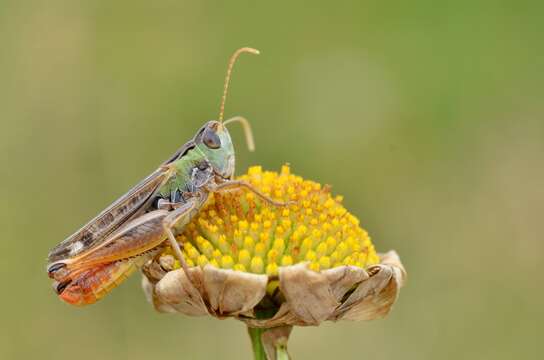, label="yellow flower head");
[163,165,380,275]
[143,165,405,331]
